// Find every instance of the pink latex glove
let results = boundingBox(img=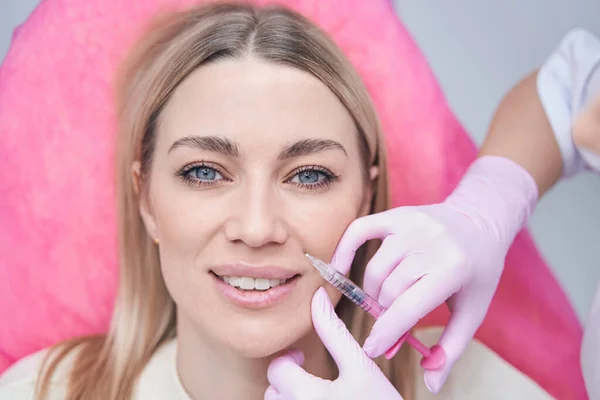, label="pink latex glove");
[264,287,402,400]
[331,156,538,394]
